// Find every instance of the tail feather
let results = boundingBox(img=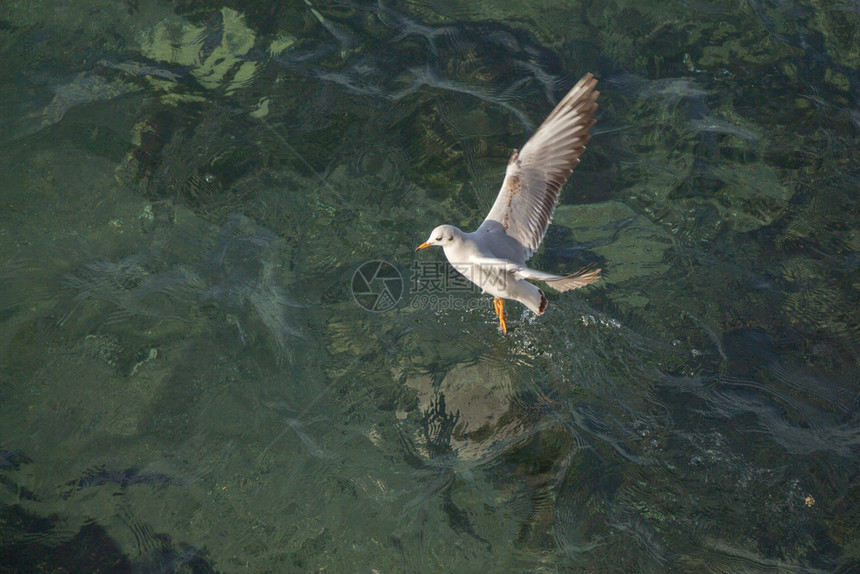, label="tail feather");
[541,264,601,292]
[514,263,601,293]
